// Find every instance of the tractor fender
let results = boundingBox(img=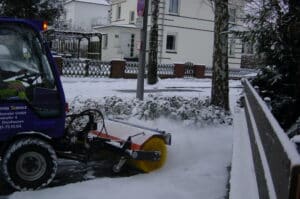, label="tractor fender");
[0,131,52,157]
